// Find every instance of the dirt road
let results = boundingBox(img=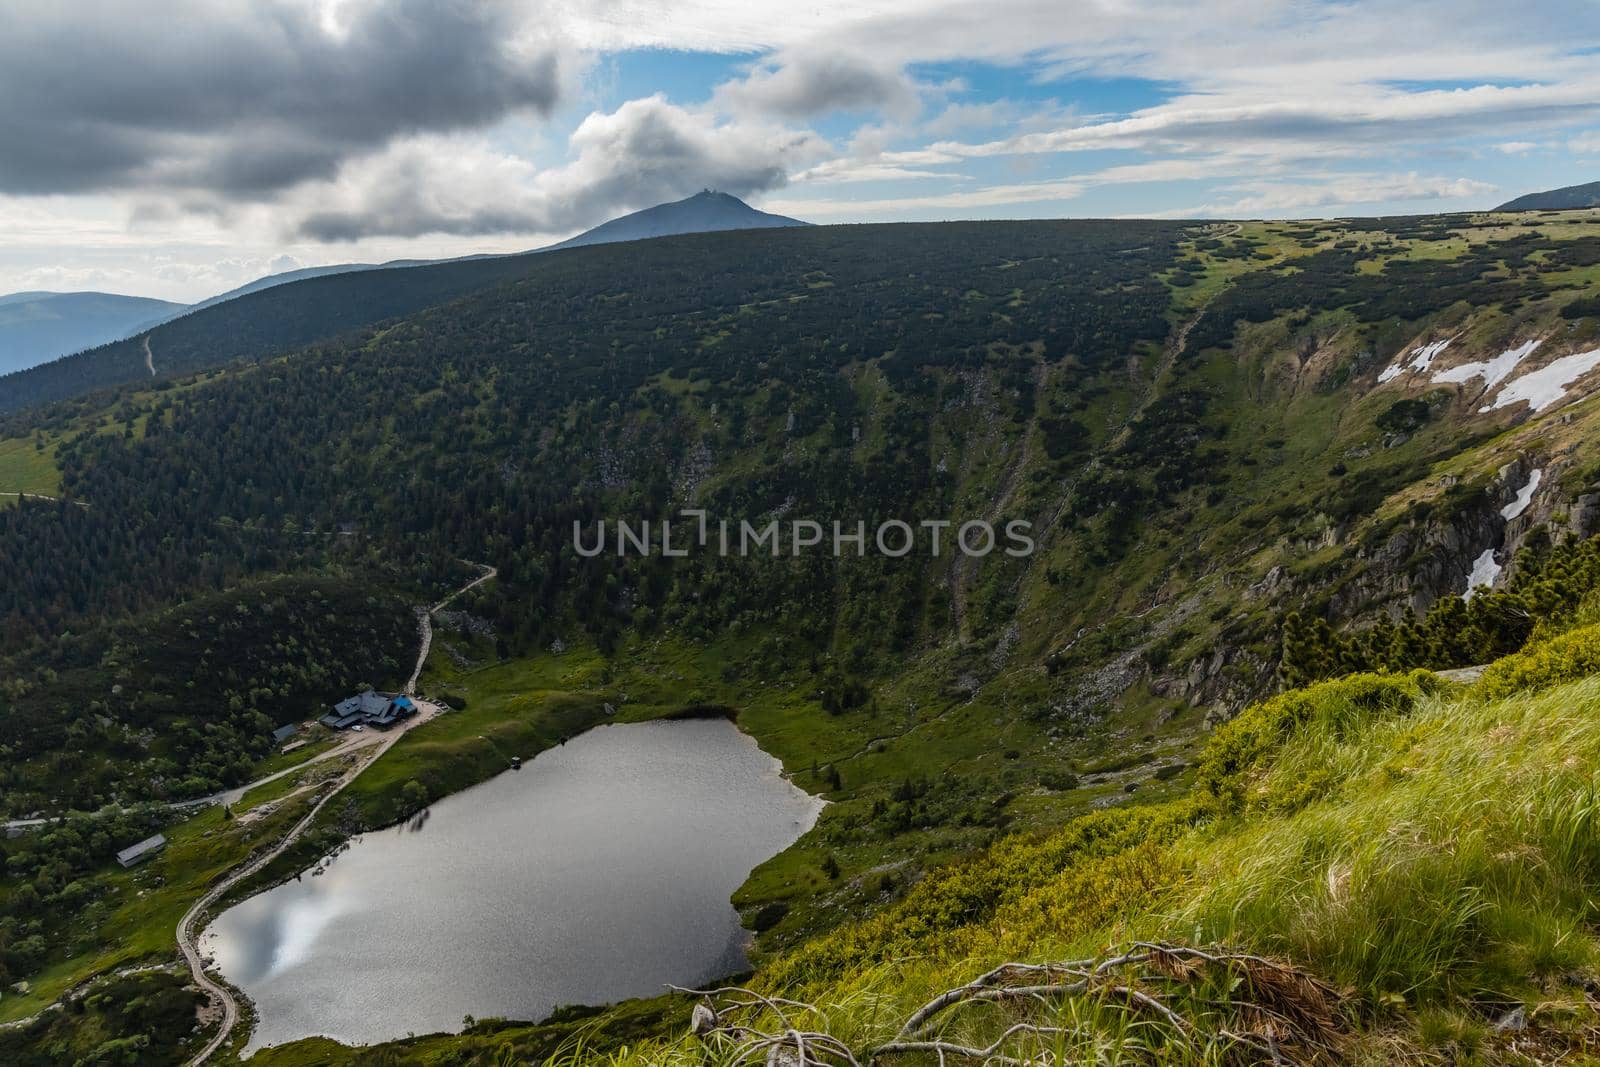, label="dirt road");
[178,563,494,1063]
[177,702,440,1064]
